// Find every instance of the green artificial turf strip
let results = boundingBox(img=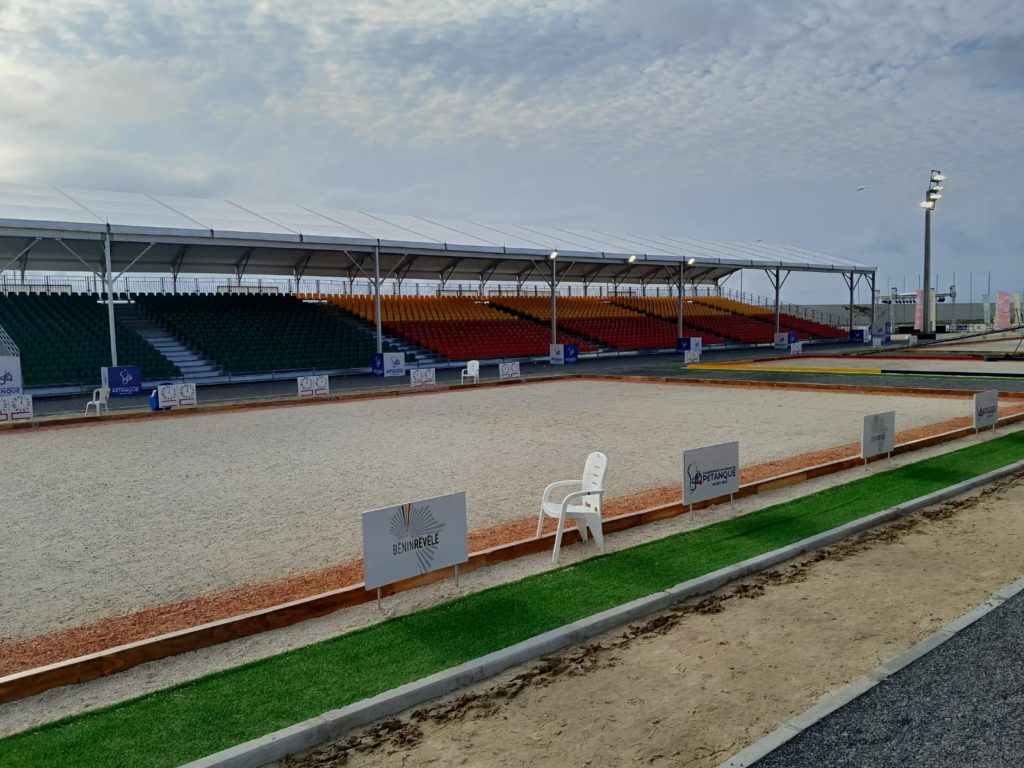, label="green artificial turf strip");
[4,430,1024,768]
